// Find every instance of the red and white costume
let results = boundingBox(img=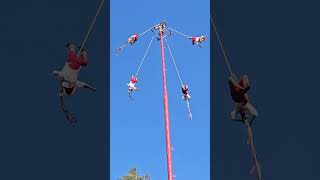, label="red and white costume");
[53,43,96,96]
[191,36,206,46]
[126,75,138,92]
[128,33,139,45]
[181,85,191,100]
